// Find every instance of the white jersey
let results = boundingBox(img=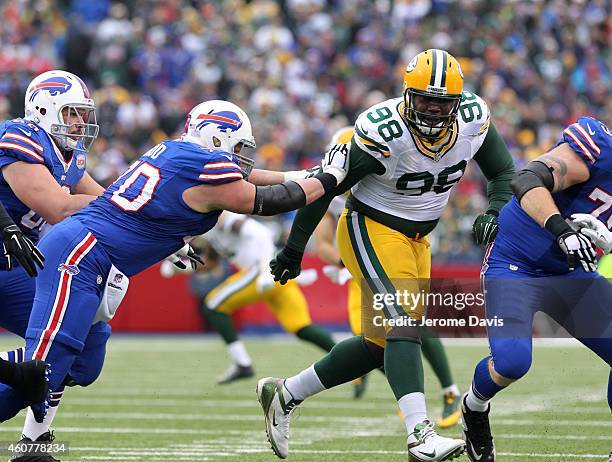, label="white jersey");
[328,195,347,223]
[206,212,276,271]
[352,91,490,221]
